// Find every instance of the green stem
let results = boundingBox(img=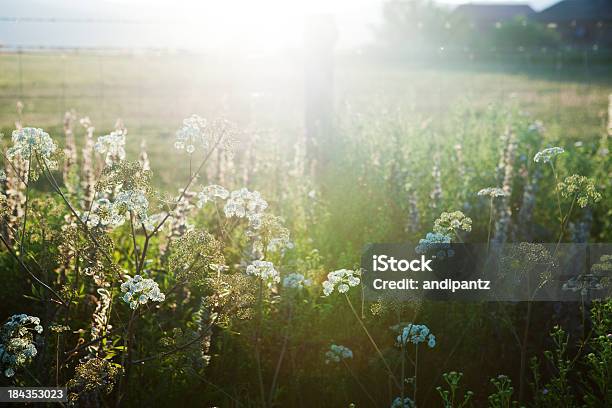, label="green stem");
[342,359,378,407]
[487,197,494,253]
[344,294,400,389]
[19,154,32,260]
[268,302,292,407]
[555,194,577,252]
[129,211,141,274]
[255,280,267,407]
[116,309,137,407]
[414,344,419,403]
[39,156,121,280]
[550,162,563,225]
[400,315,405,402]
[55,333,60,386]
[0,231,67,306]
